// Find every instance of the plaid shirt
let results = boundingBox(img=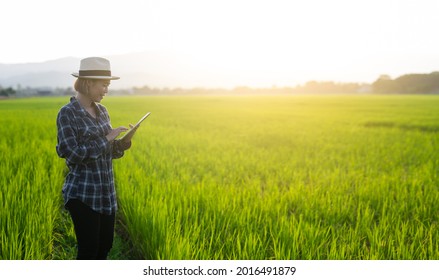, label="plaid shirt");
[56,97,131,215]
